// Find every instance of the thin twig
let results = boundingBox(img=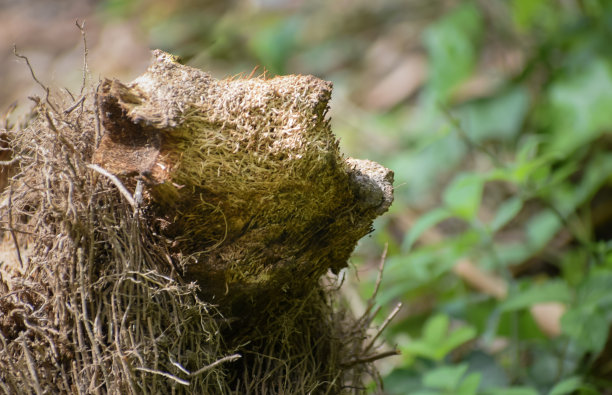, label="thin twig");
[371,243,388,300]
[134,367,190,386]
[247,65,260,79]
[87,164,136,208]
[43,110,77,154]
[20,336,43,395]
[340,350,400,368]
[365,305,382,326]
[64,95,86,115]
[360,244,387,323]
[170,359,190,375]
[64,87,76,101]
[364,302,402,353]
[0,158,18,166]
[1,102,17,129]
[93,83,102,148]
[7,188,24,269]
[0,227,35,235]
[76,20,89,95]
[13,46,58,113]
[190,354,242,377]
